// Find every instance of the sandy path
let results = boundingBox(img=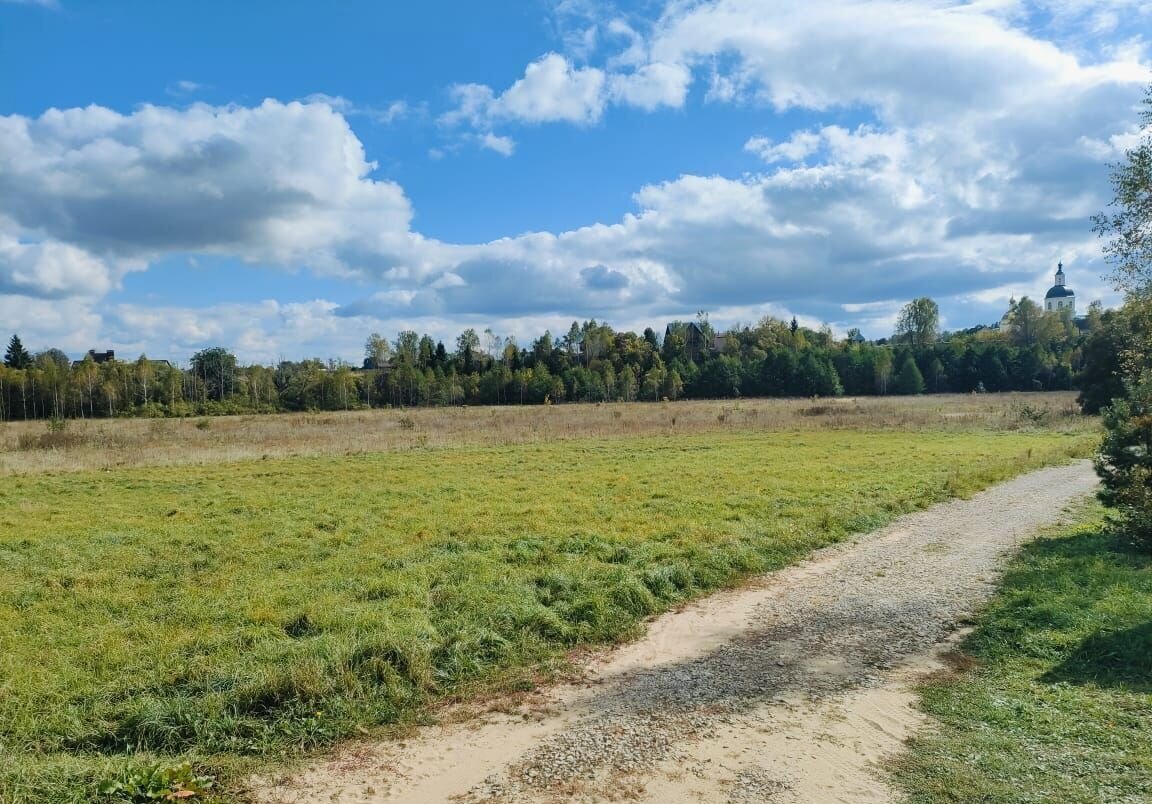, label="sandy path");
[254,460,1098,804]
